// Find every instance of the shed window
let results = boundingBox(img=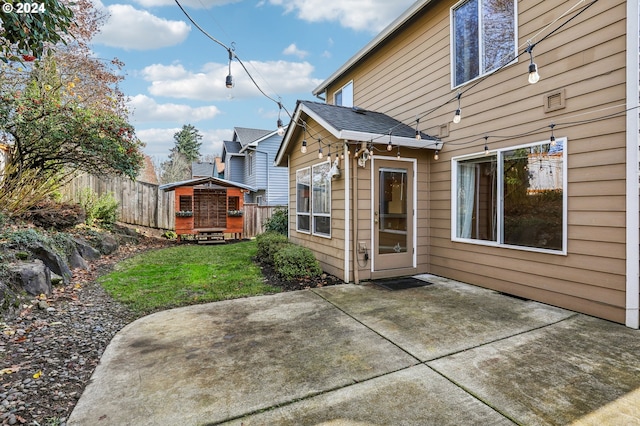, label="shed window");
[452,139,566,253]
[228,196,240,211]
[179,195,192,212]
[451,0,516,87]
